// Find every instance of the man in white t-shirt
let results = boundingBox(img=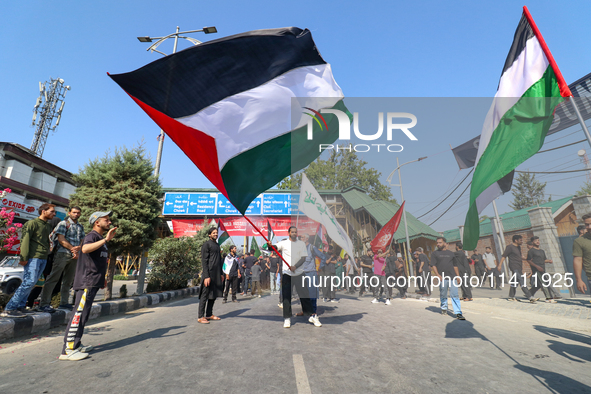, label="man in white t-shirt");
[274,226,309,328]
[482,246,501,290]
